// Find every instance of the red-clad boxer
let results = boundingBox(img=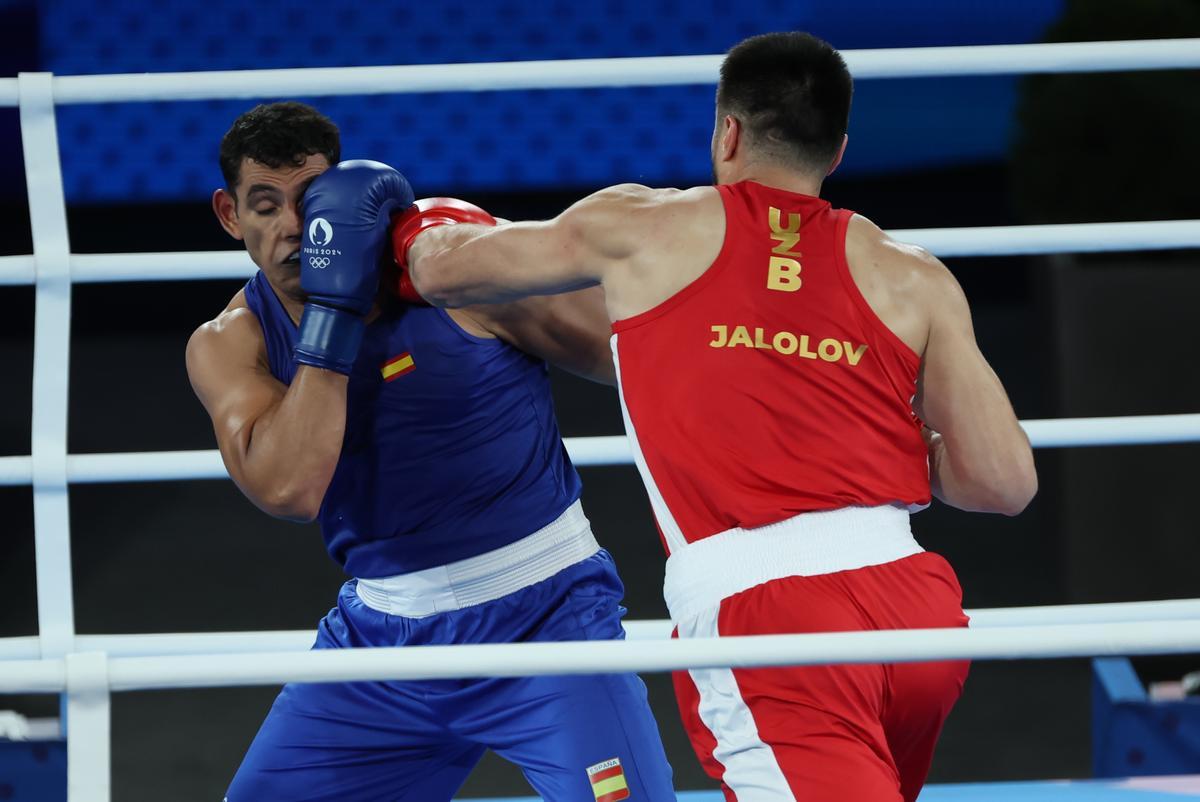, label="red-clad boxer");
[393,31,1037,802]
